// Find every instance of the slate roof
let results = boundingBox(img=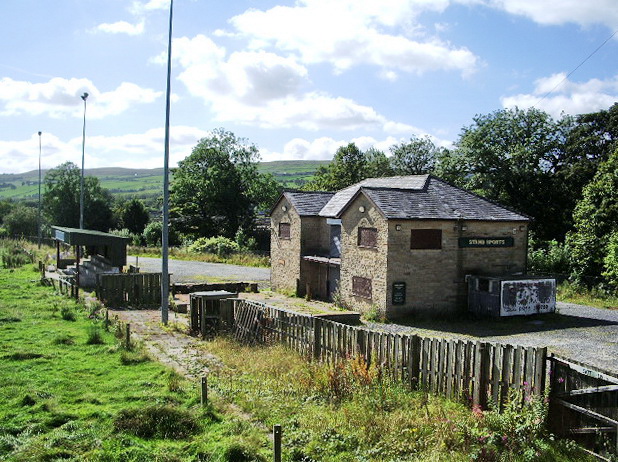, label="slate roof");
[283,191,335,216]
[321,175,529,222]
[319,175,429,217]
